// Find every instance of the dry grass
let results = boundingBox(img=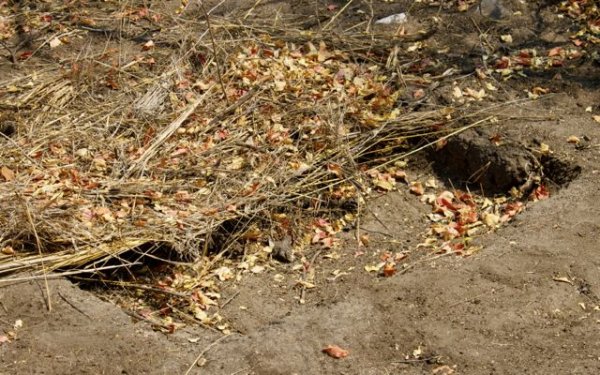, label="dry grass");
[0,2,496,285]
